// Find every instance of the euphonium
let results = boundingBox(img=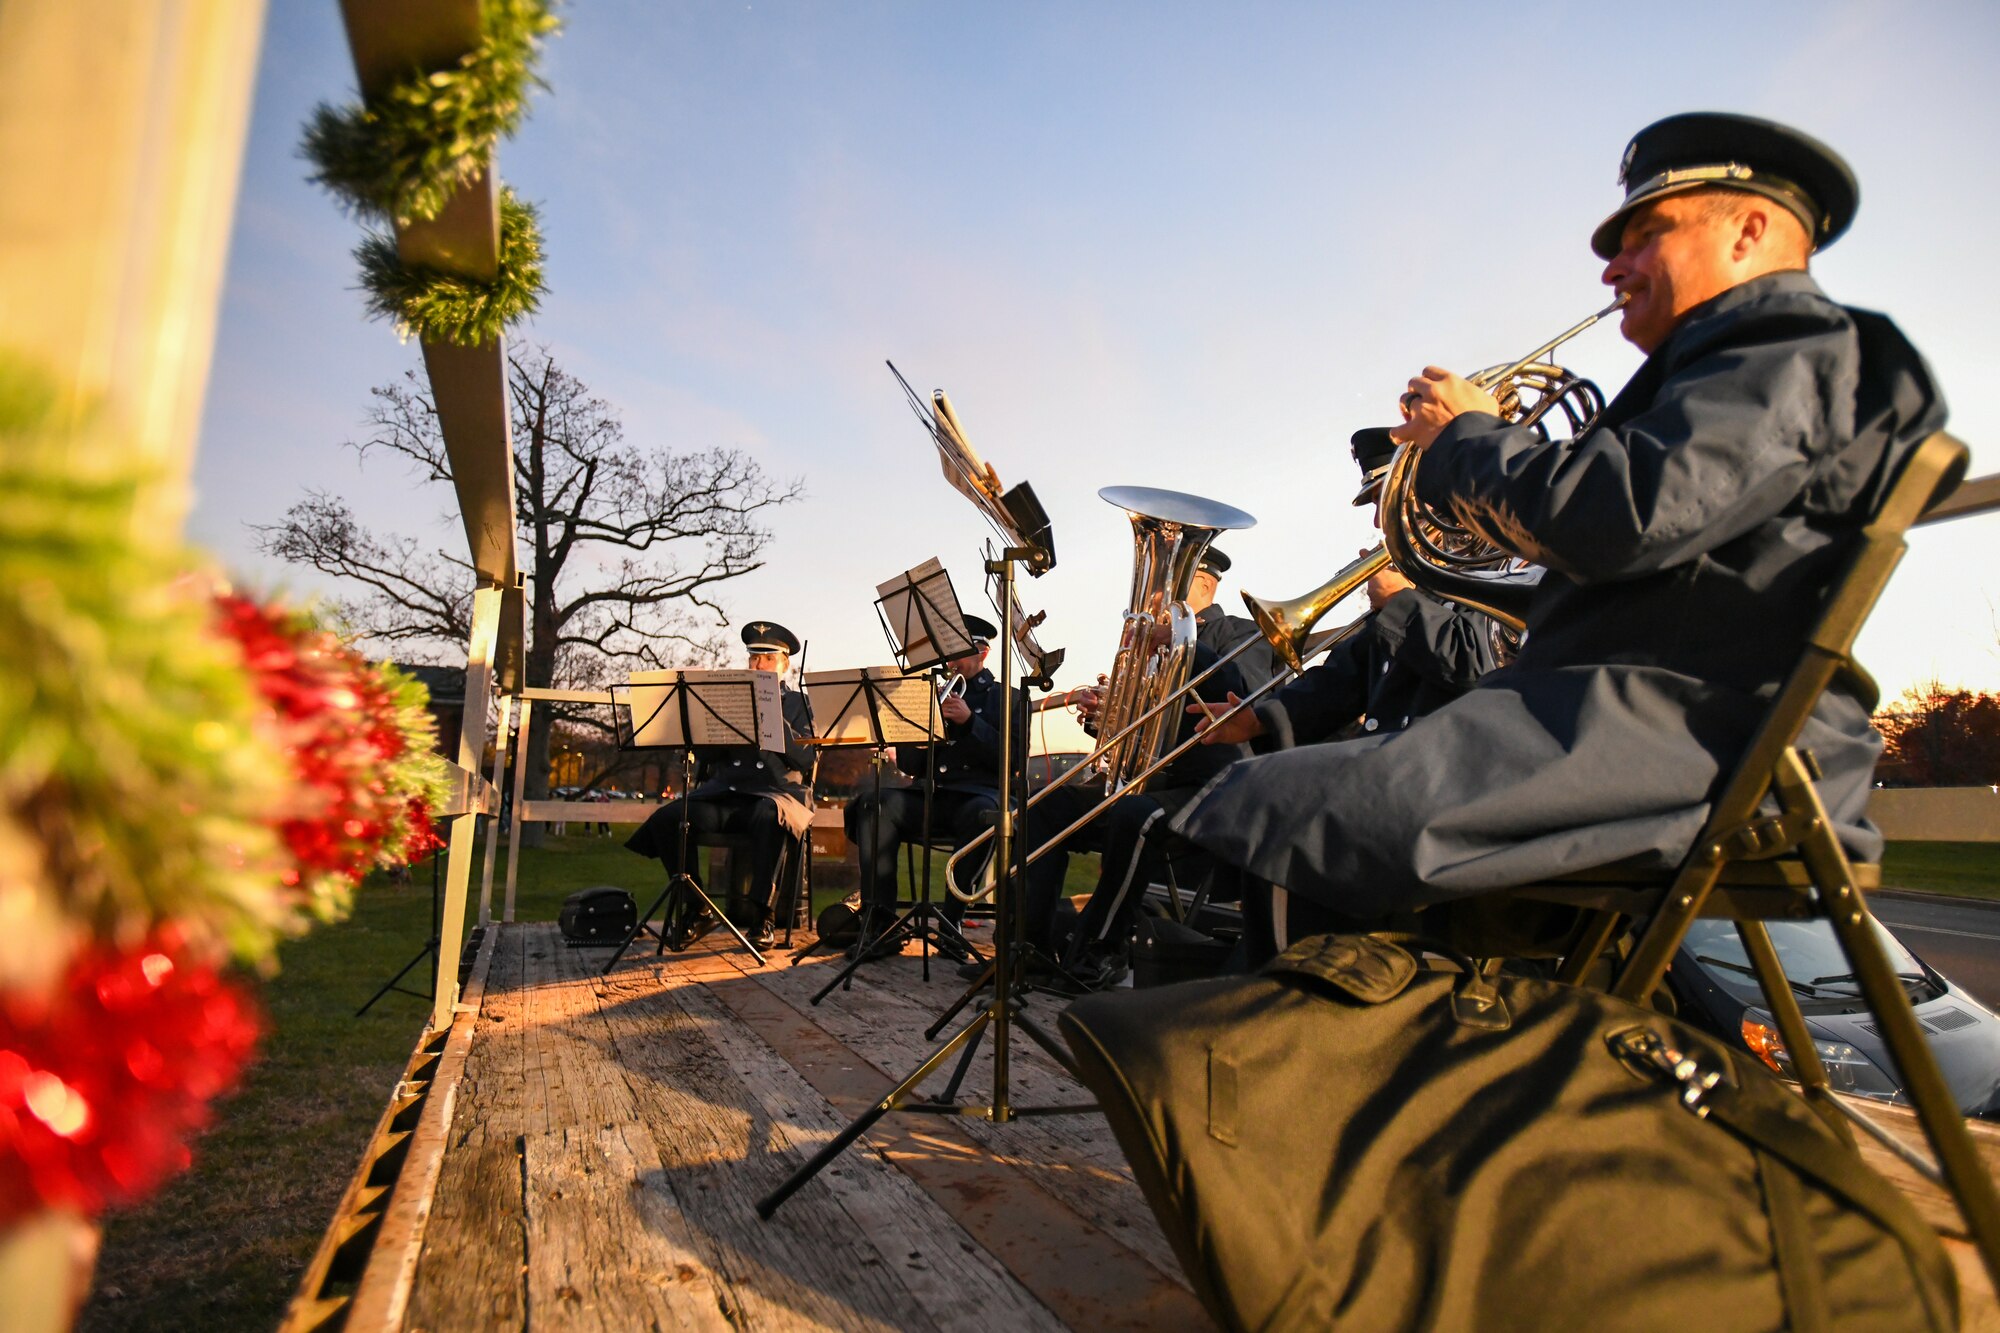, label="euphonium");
[1090,486,1256,794]
[1243,296,1624,660]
